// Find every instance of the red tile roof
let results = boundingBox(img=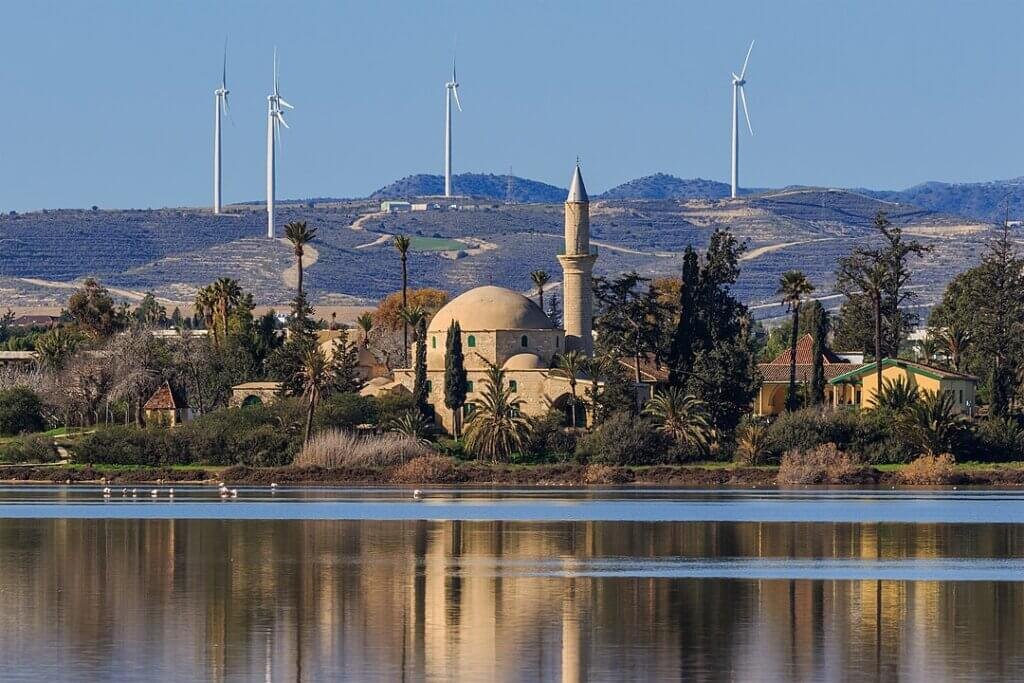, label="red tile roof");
[768,334,846,366]
[143,381,182,411]
[759,363,865,383]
